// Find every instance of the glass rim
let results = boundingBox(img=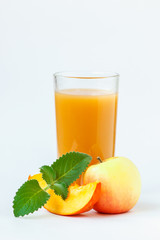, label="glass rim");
[54,71,119,79]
